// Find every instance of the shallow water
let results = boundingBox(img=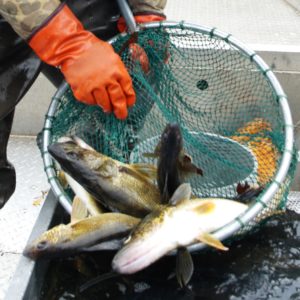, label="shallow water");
[41,211,300,300]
